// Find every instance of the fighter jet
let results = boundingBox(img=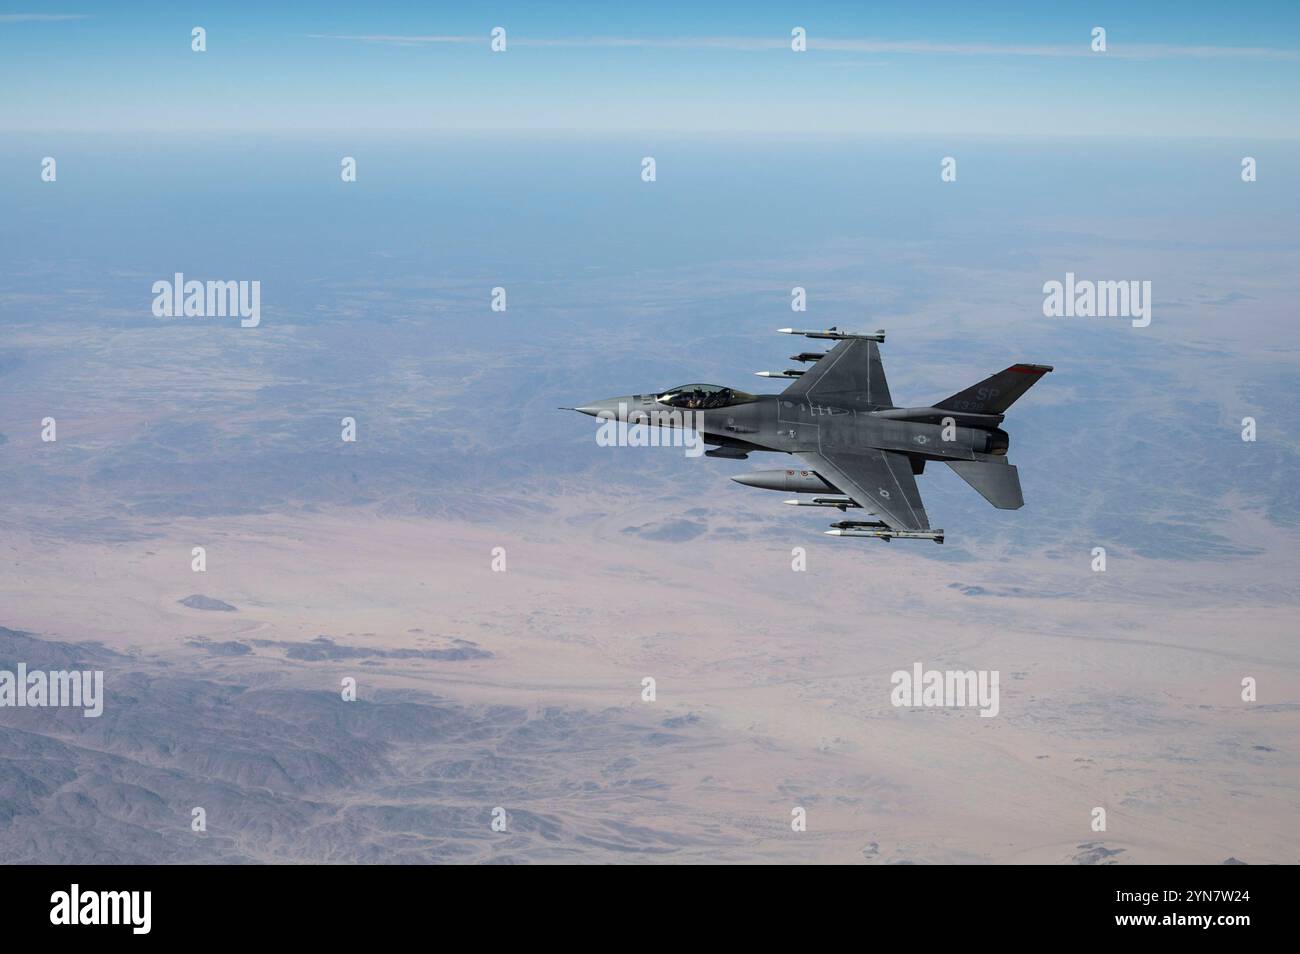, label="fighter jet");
[567,329,1052,543]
